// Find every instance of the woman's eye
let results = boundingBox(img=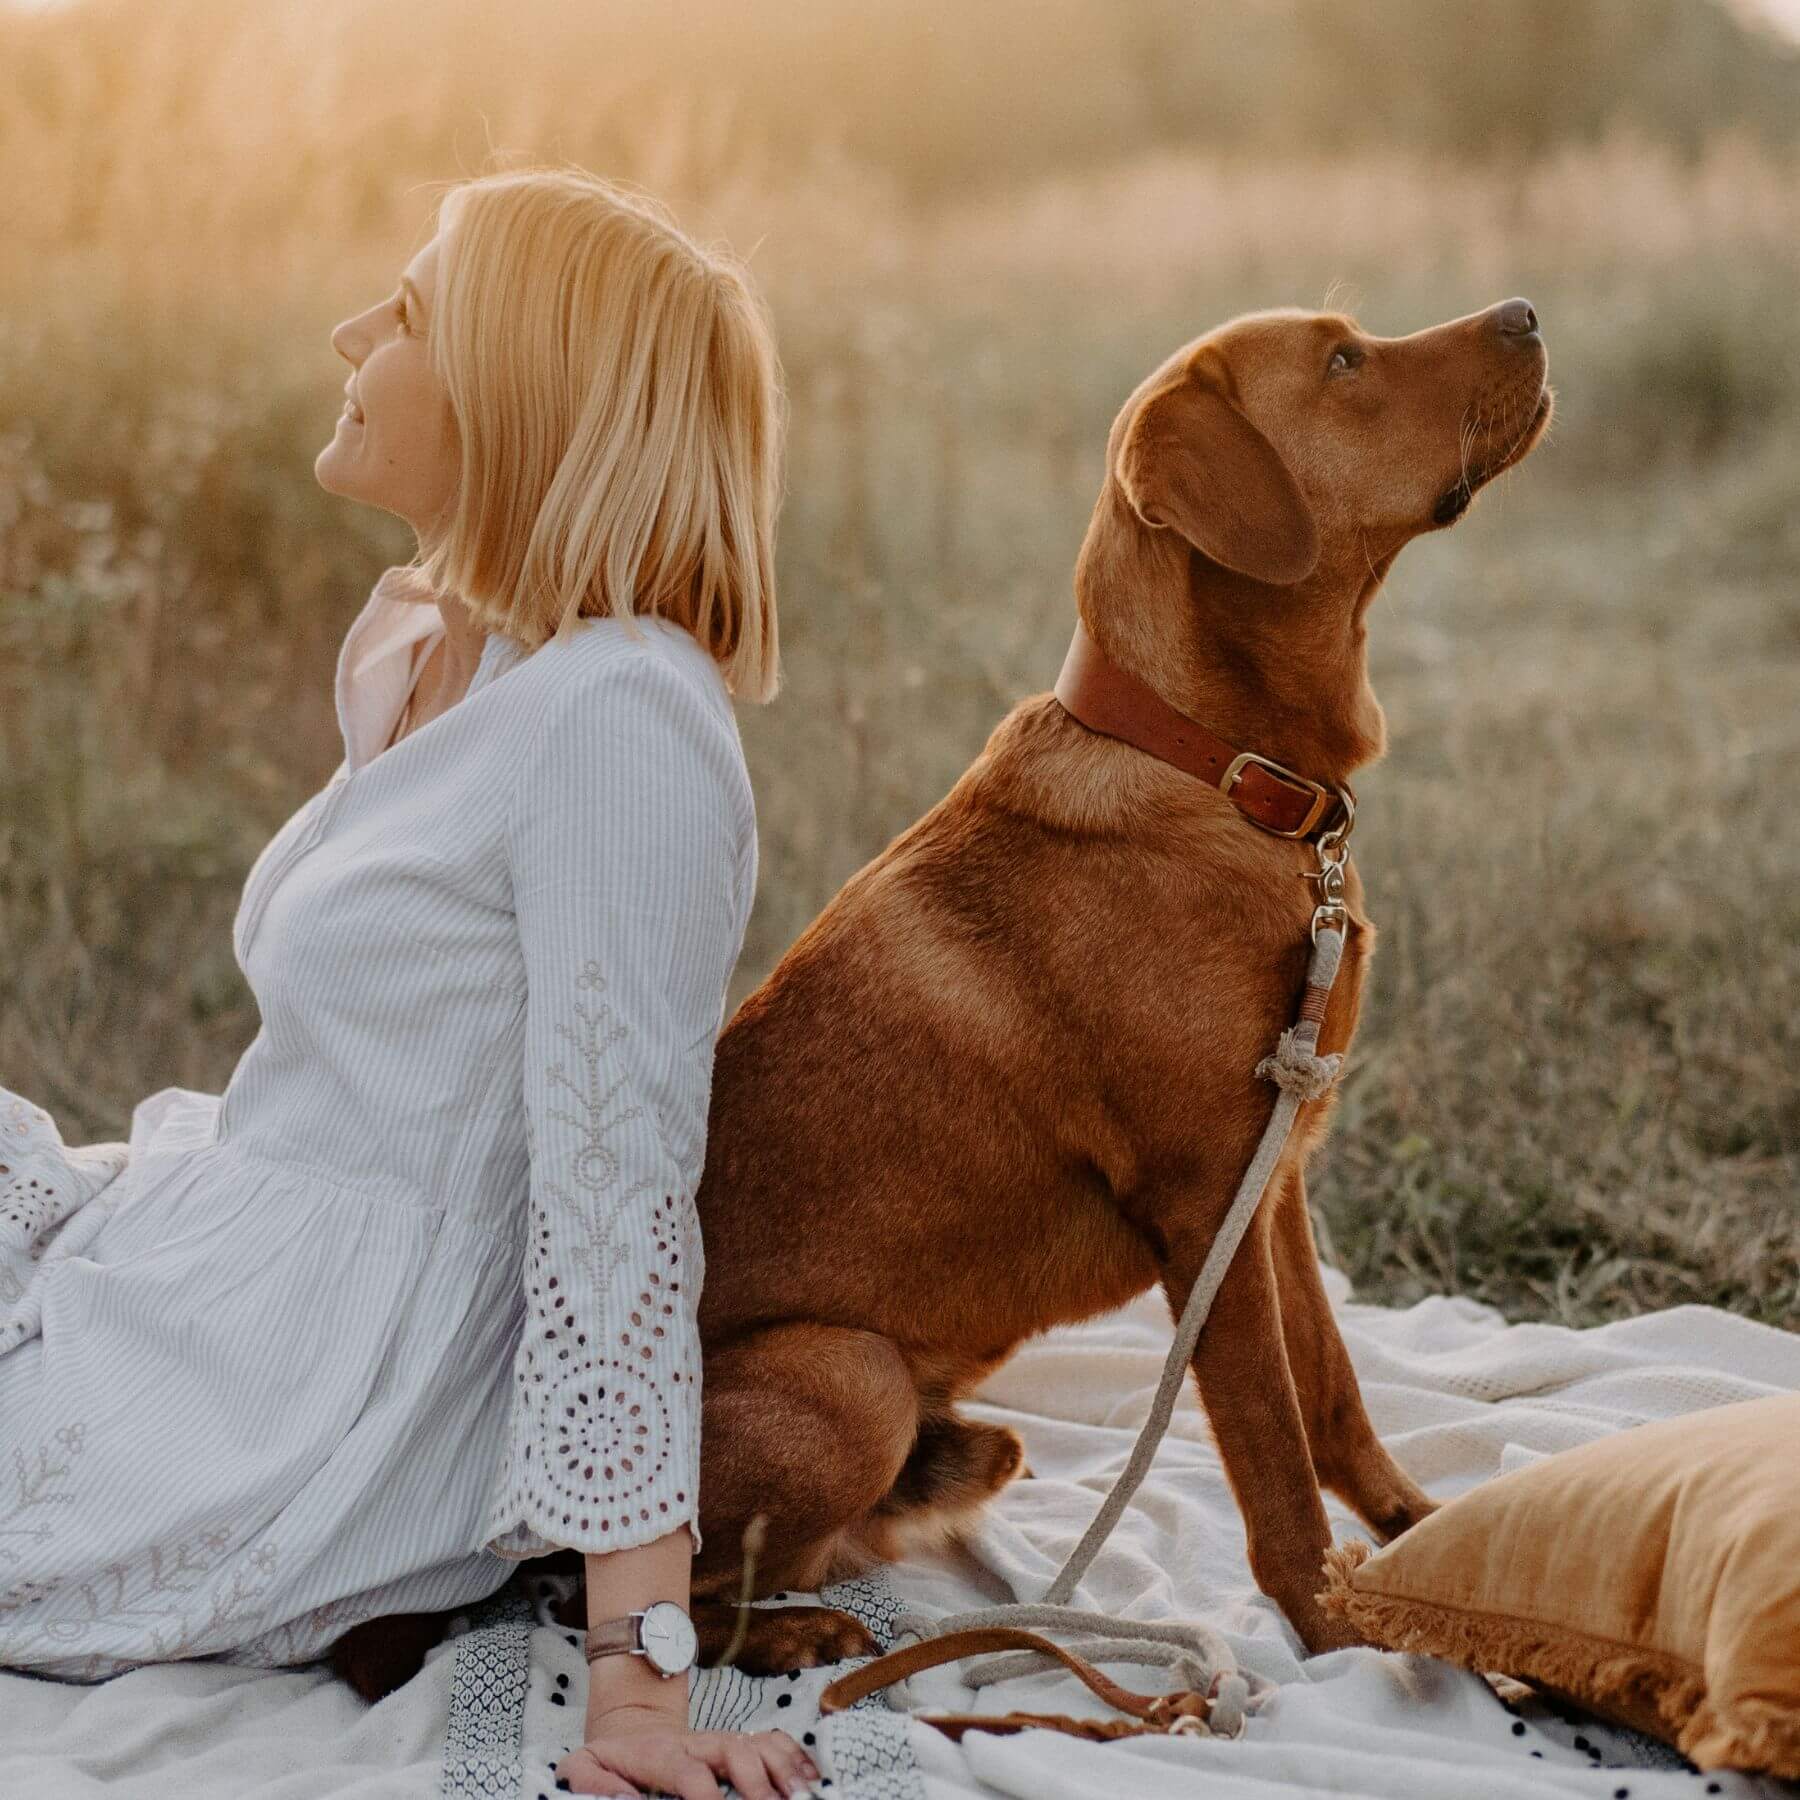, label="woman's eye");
[394,299,411,336]
[1328,345,1363,375]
